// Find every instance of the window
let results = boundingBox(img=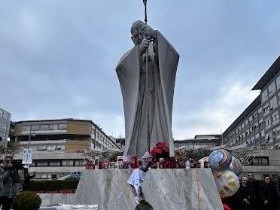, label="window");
[38,145,47,151]
[255,133,260,139]
[263,102,270,115]
[272,112,279,125]
[266,118,271,128]
[248,116,253,123]
[55,145,64,151]
[49,124,58,130]
[31,125,39,131]
[270,96,277,110]
[58,123,67,130]
[62,160,74,166]
[22,126,30,132]
[261,89,268,102]
[49,161,61,167]
[47,145,56,151]
[276,75,280,89]
[36,161,48,167]
[74,160,86,166]
[252,157,269,165]
[53,124,58,130]
[40,124,49,130]
[268,82,276,95]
